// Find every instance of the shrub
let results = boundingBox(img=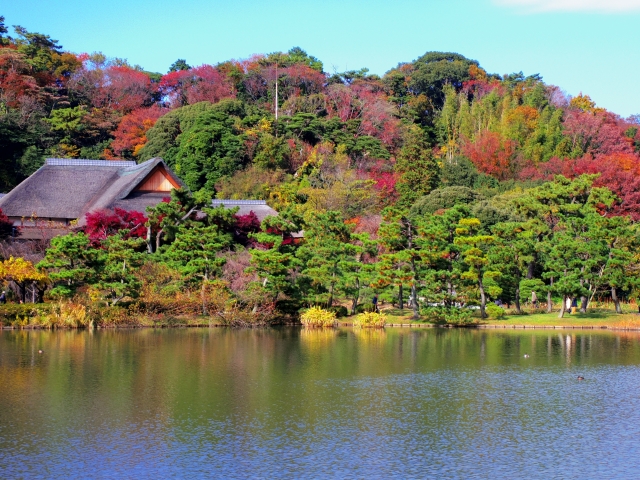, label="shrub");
[45,301,89,327]
[485,303,506,319]
[421,306,474,324]
[355,303,376,314]
[353,311,386,328]
[0,303,52,326]
[328,305,349,318]
[300,306,337,327]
